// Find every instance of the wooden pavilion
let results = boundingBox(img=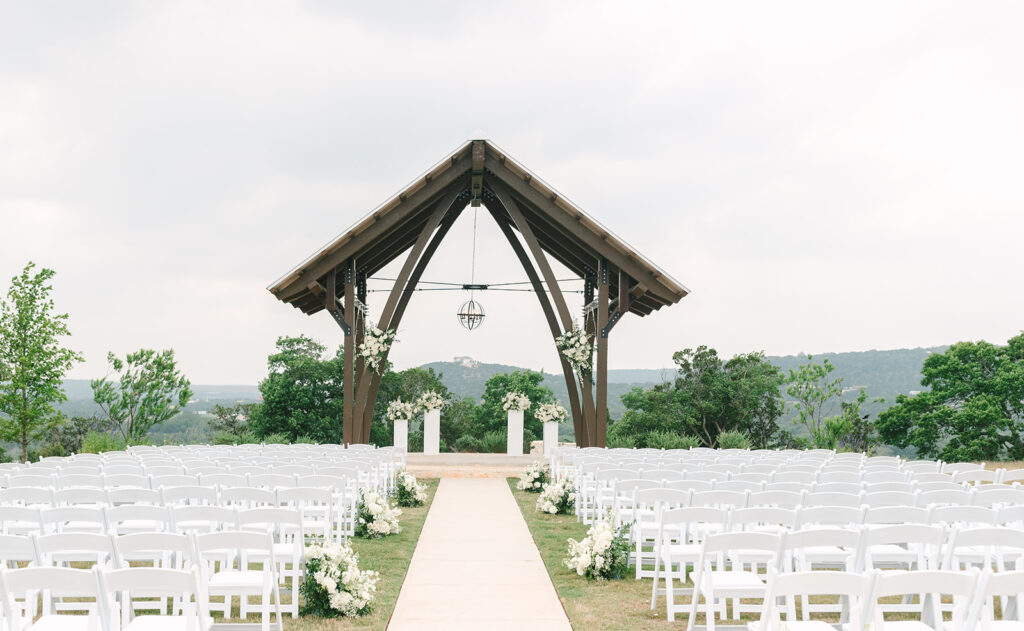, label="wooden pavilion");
[268,139,688,447]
